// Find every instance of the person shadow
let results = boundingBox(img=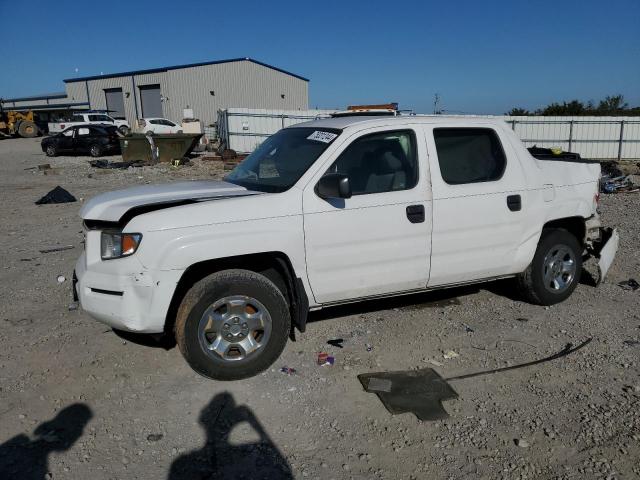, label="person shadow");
[0,403,92,479]
[168,392,293,480]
